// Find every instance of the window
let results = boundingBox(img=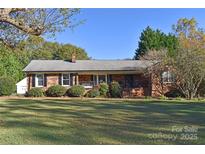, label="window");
[92,75,107,85]
[162,71,174,83]
[98,75,106,83]
[36,74,44,87]
[93,75,98,86]
[62,74,70,86]
[125,75,134,88]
